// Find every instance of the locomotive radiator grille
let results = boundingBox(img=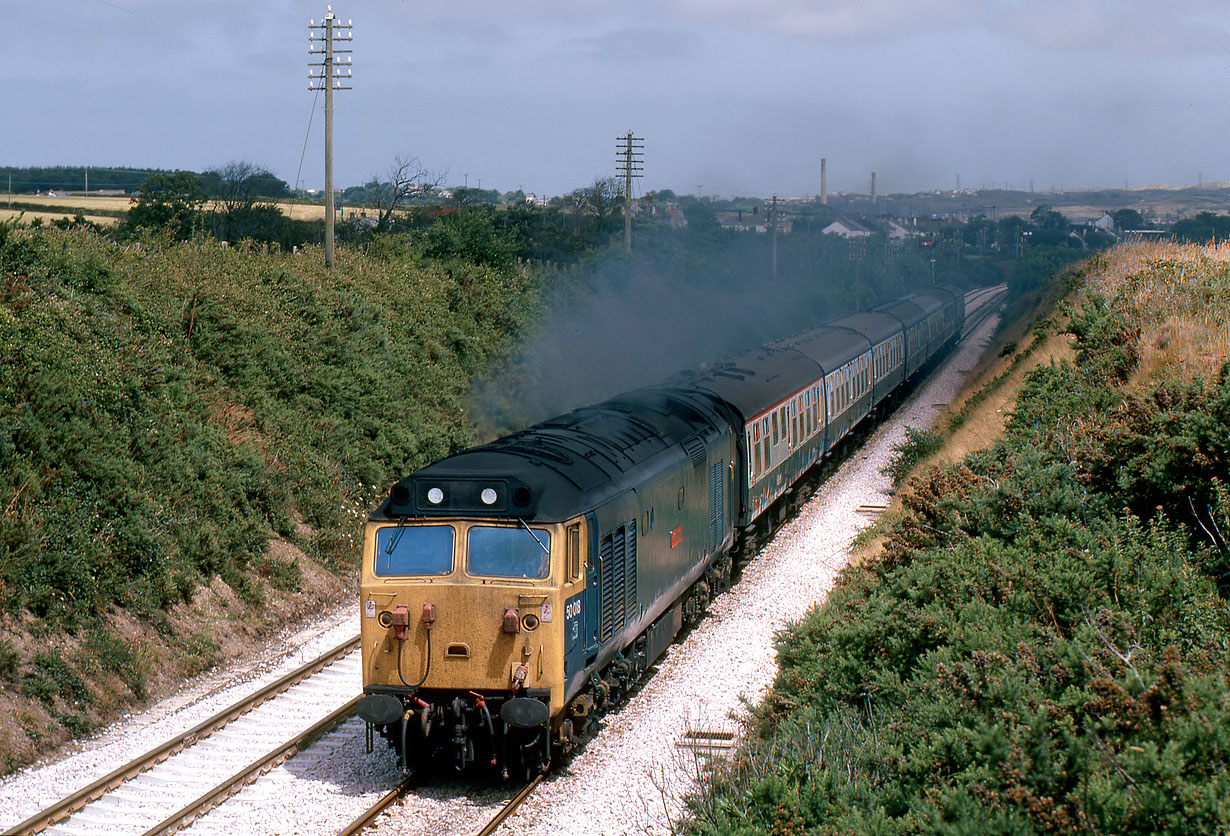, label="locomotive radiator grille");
[599,521,638,642]
[708,459,724,553]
